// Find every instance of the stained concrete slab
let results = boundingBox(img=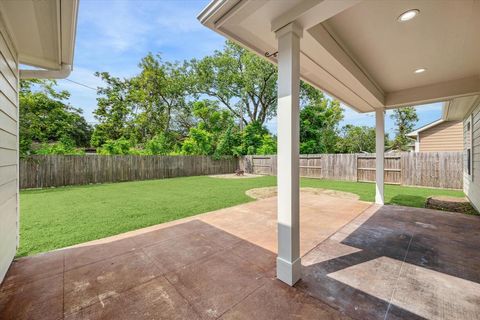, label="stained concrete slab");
[299,204,480,320]
[1,193,479,320]
[64,251,163,315]
[220,278,350,320]
[65,277,200,320]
